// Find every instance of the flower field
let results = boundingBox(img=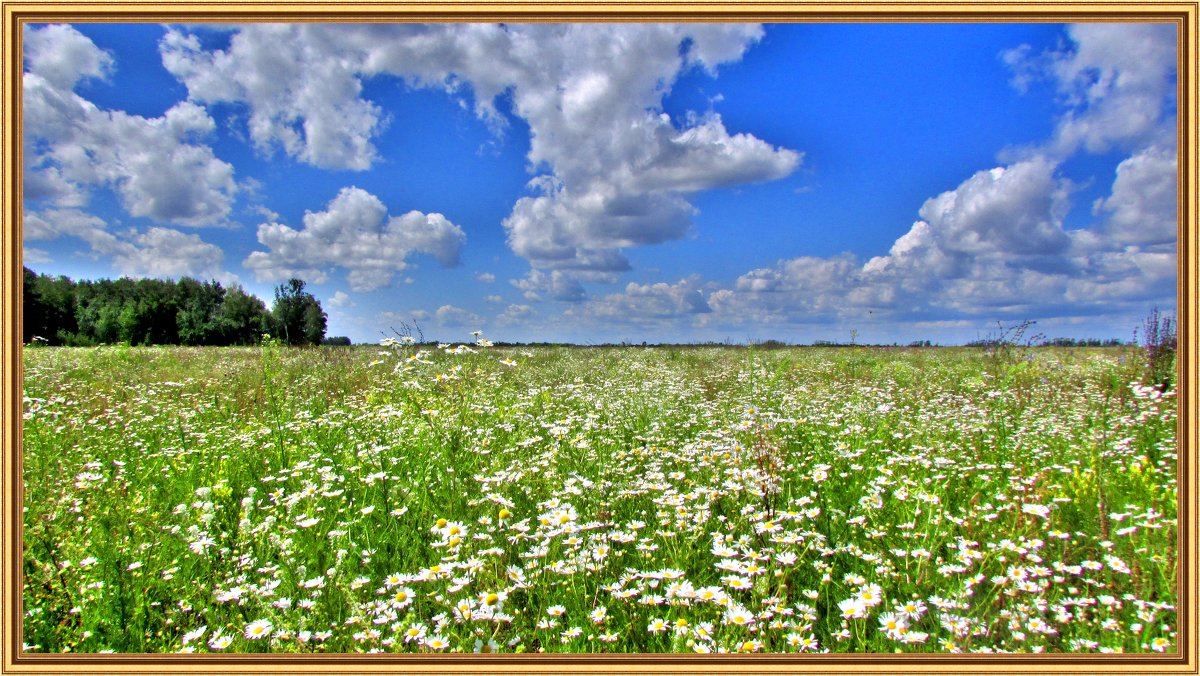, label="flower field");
[20,339,1178,654]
